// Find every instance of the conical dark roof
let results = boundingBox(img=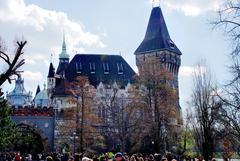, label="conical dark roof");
[135,7,181,55]
[48,62,55,78]
[35,85,41,97]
